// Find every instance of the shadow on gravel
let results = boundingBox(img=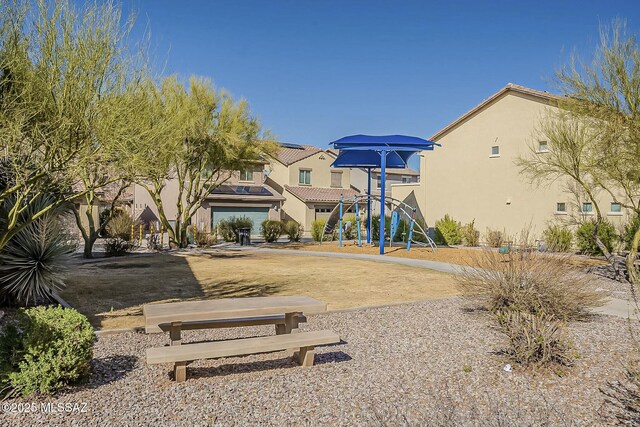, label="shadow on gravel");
[89,355,138,387]
[184,351,352,380]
